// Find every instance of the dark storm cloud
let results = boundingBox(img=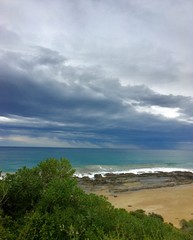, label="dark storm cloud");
[0,48,187,122]
[1,0,193,147]
[139,90,191,109]
[1,47,193,148]
[0,49,125,127]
